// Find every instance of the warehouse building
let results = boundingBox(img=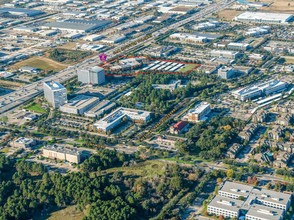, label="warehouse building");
[235,12,293,24]
[78,66,105,85]
[0,8,45,18]
[43,19,112,33]
[60,95,100,115]
[94,107,151,133]
[207,181,291,219]
[42,145,81,164]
